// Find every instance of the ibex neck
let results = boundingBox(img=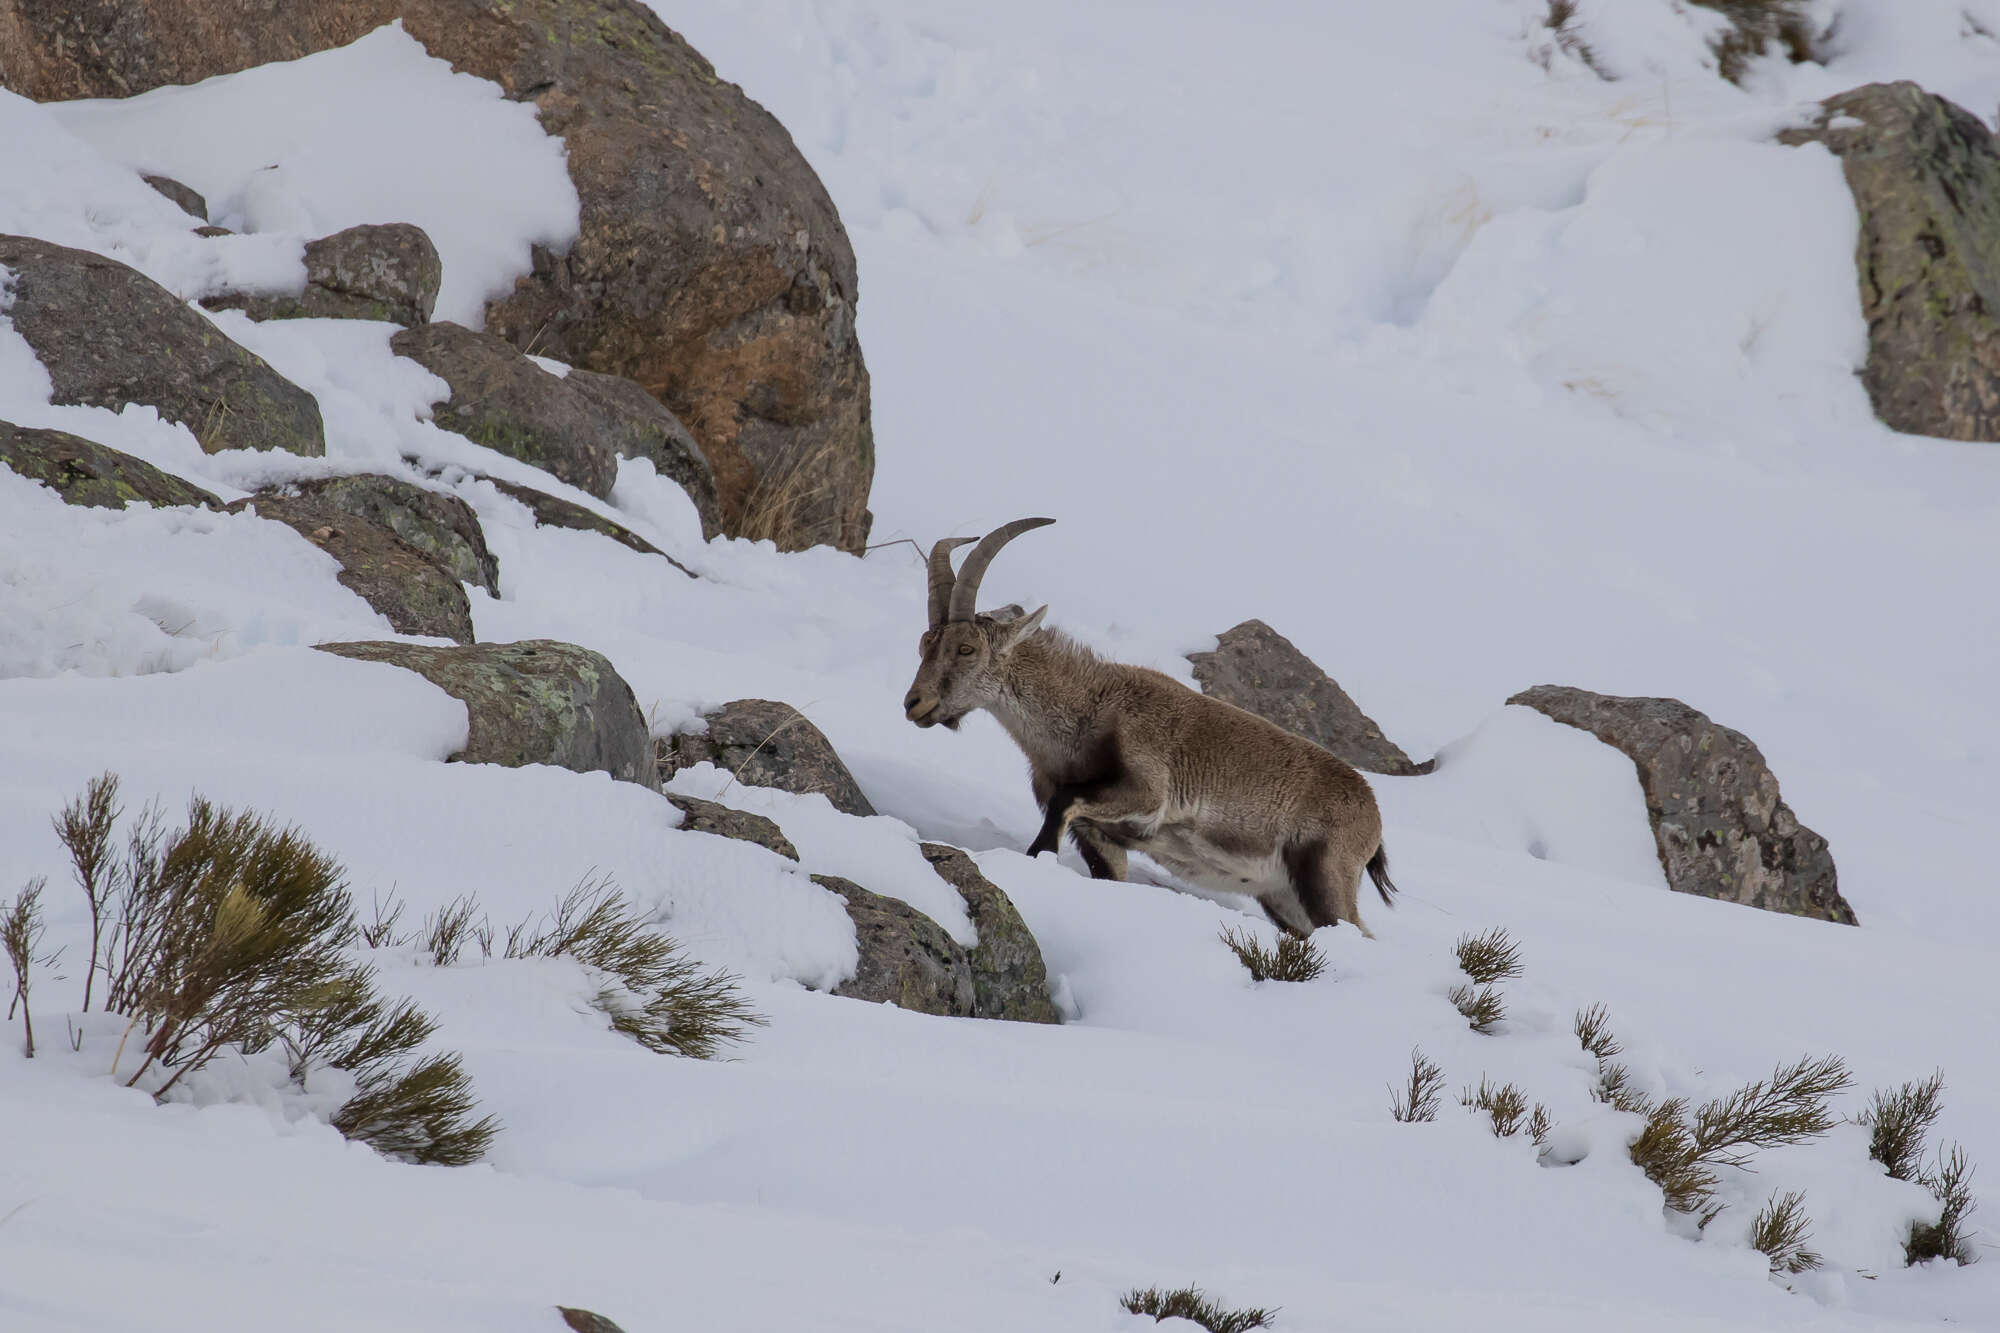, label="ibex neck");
[985,633,1104,754]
